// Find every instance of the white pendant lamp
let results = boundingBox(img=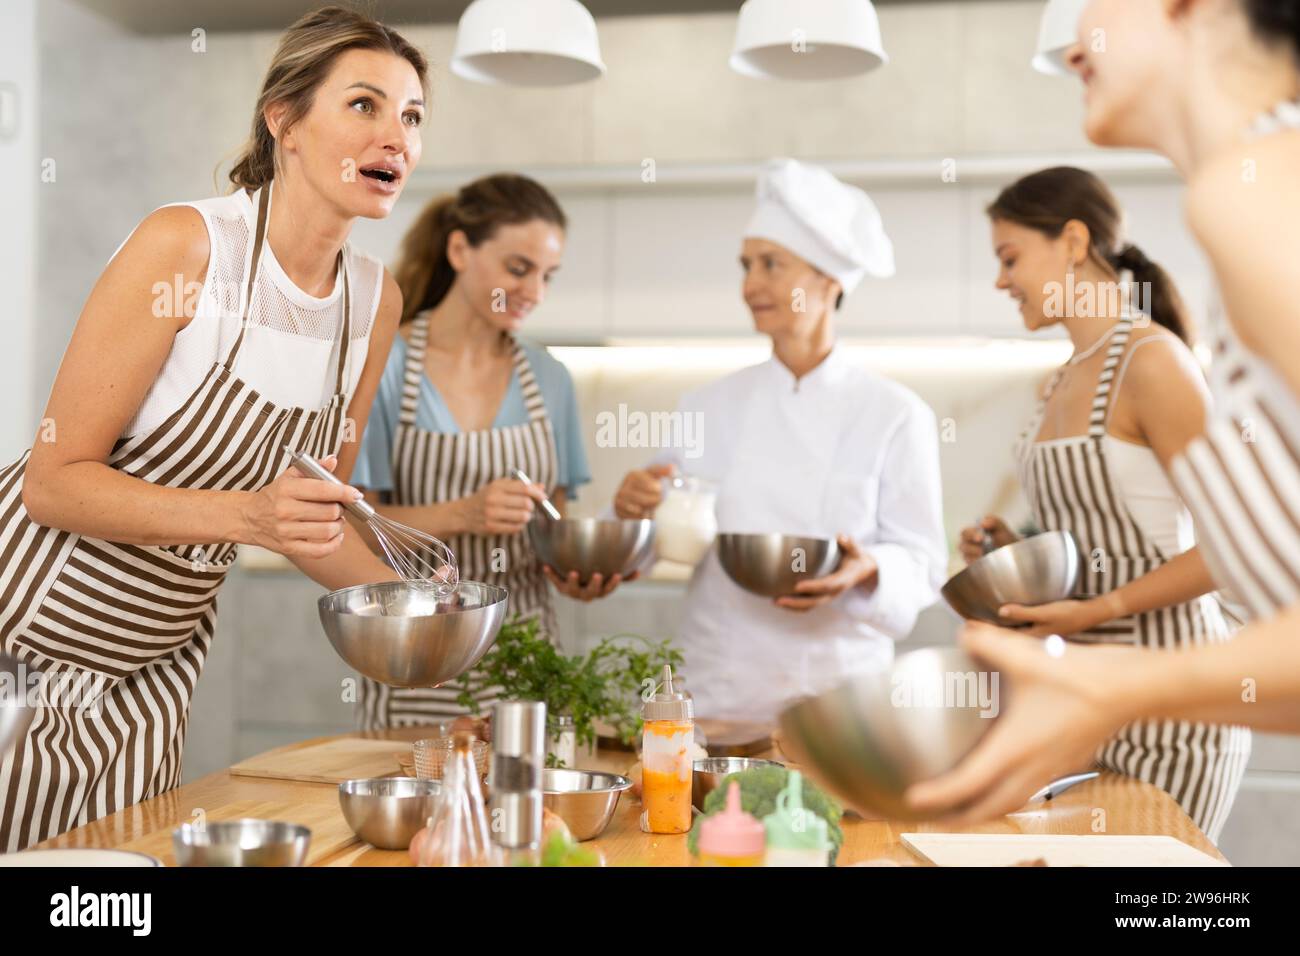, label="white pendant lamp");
[451,0,606,87]
[730,0,888,81]
[1032,0,1088,76]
